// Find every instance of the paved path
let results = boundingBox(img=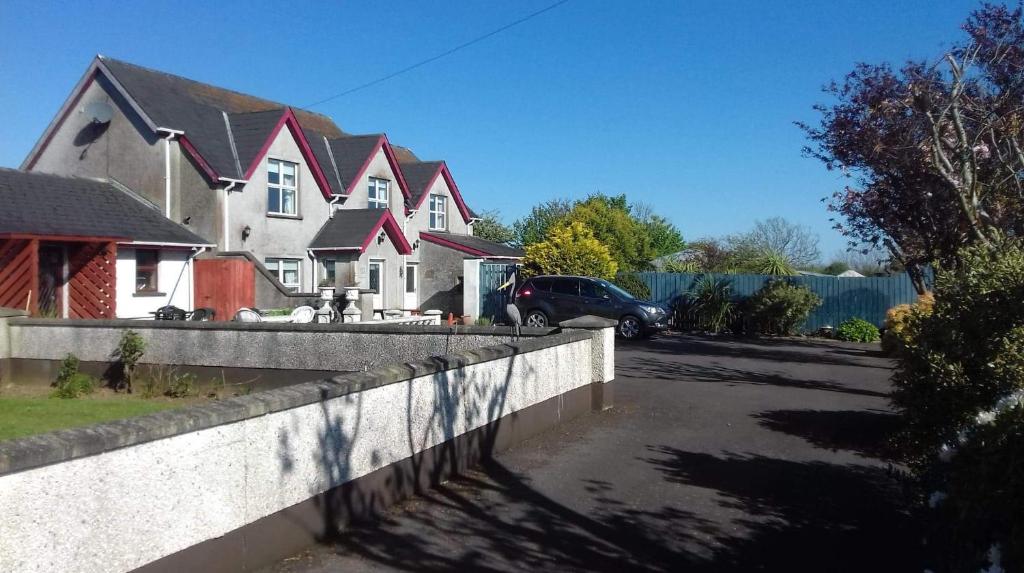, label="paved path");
[268,335,918,572]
